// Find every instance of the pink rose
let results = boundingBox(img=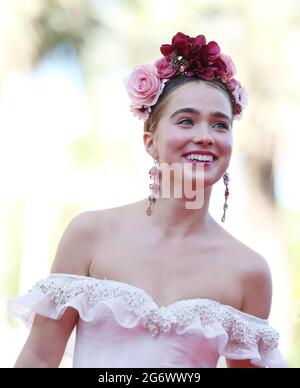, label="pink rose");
[228,78,248,120]
[230,79,248,109]
[130,104,151,121]
[219,53,236,82]
[155,58,177,79]
[124,64,165,107]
